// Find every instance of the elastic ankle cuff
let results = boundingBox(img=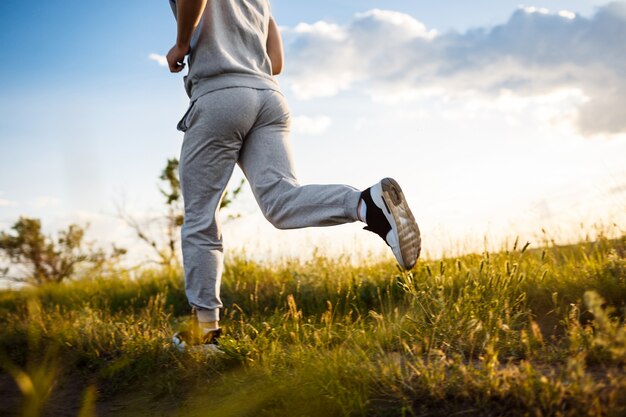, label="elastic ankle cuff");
[344,189,362,222]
